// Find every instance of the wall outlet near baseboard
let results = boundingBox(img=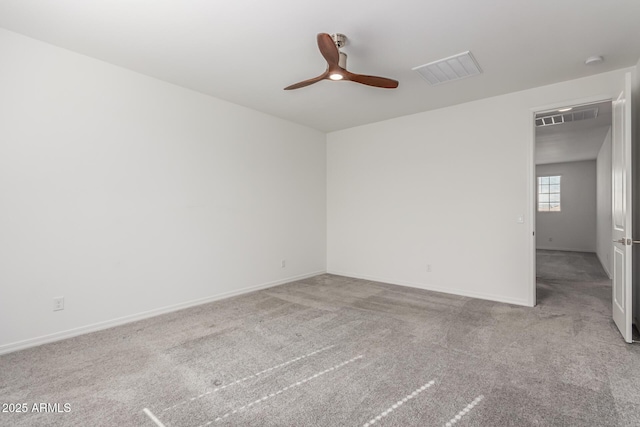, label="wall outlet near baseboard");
[53,297,64,311]
[427,264,432,273]
[281,260,286,268]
